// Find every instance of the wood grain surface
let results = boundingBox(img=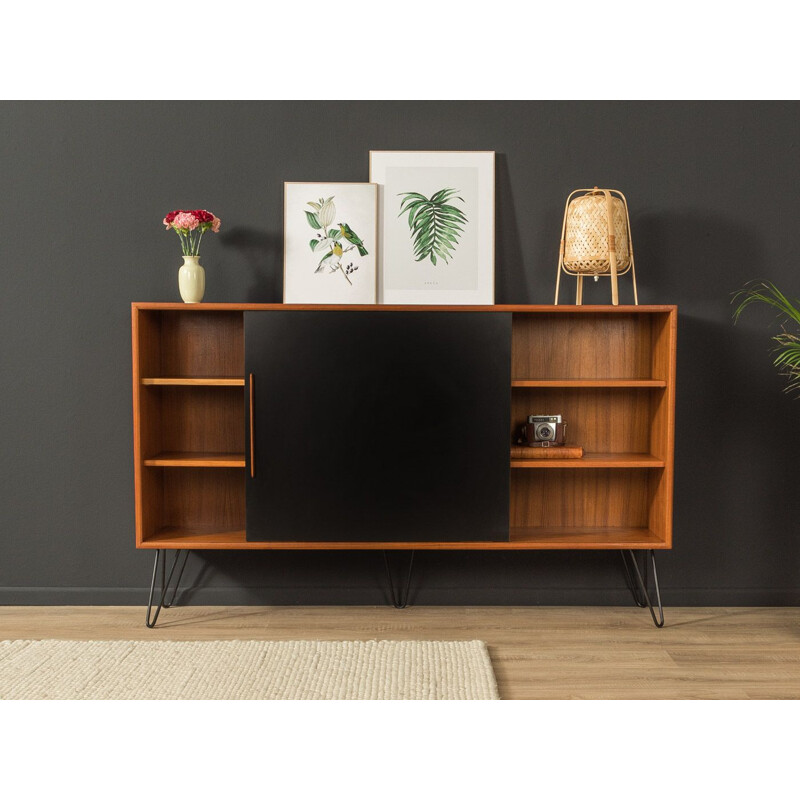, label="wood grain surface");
[140,378,245,386]
[140,525,667,549]
[2,606,797,700]
[510,445,586,460]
